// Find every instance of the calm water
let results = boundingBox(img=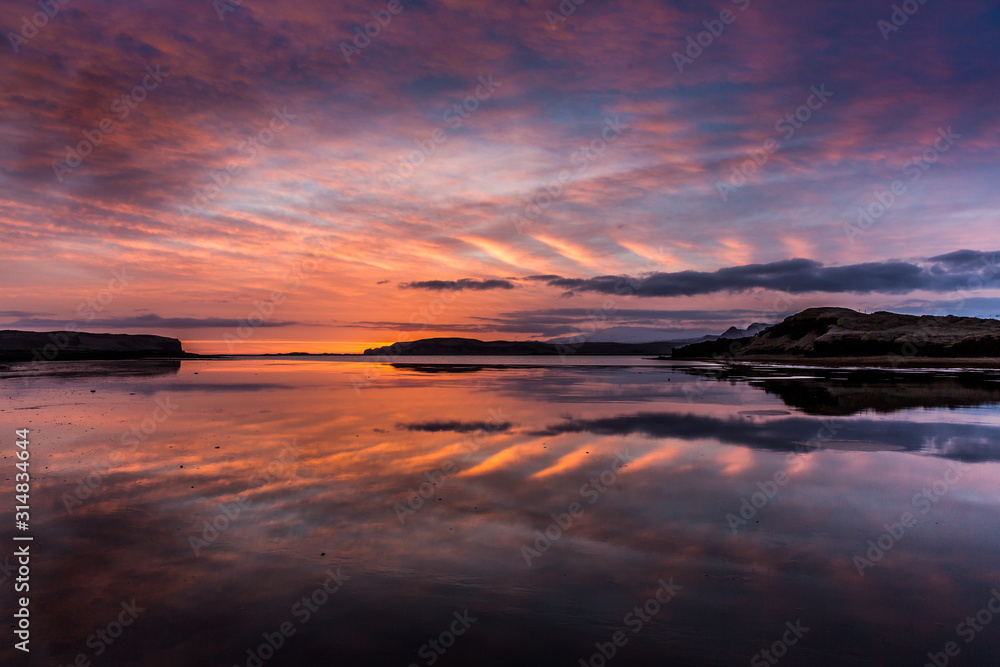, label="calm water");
[2,358,1000,666]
